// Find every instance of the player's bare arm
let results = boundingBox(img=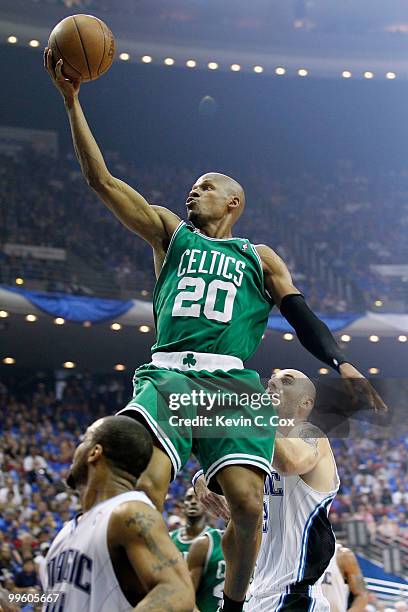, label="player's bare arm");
[272,424,326,477]
[256,244,387,412]
[109,501,195,612]
[187,536,209,591]
[44,48,181,265]
[337,548,369,611]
